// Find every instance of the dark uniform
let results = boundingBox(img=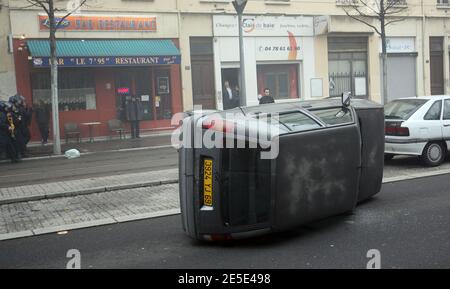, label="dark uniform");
[125,95,144,139]
[0,102,19,163]
[9,95,31,158]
